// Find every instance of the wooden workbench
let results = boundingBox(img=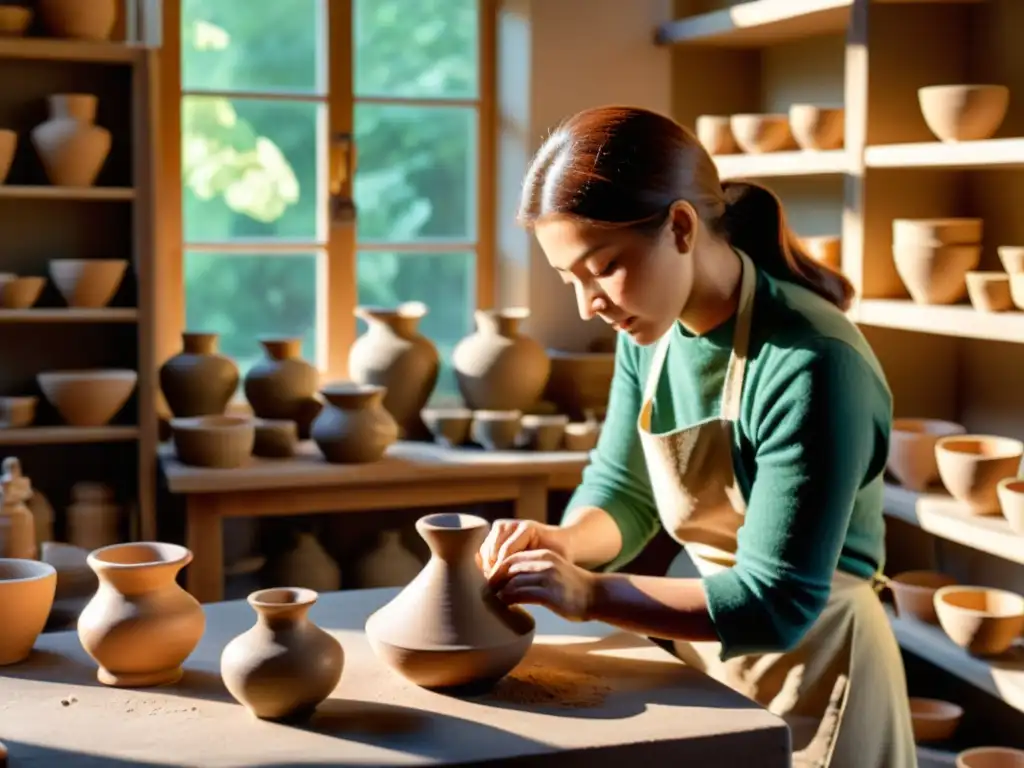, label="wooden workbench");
[0,587,790,767]
[158,442,590,604]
